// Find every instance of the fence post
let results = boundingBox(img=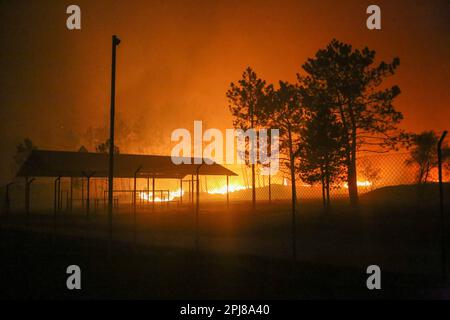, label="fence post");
[69,177,73,213]
[438,130,448,283]
[53,176,61,247]
[133,166,142,251]
[226,175,229,208]
[152,177,155,209]
[25,177,35,217]
[4,182,13,216]
[180,179,183,205]
[195,164,203,253]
